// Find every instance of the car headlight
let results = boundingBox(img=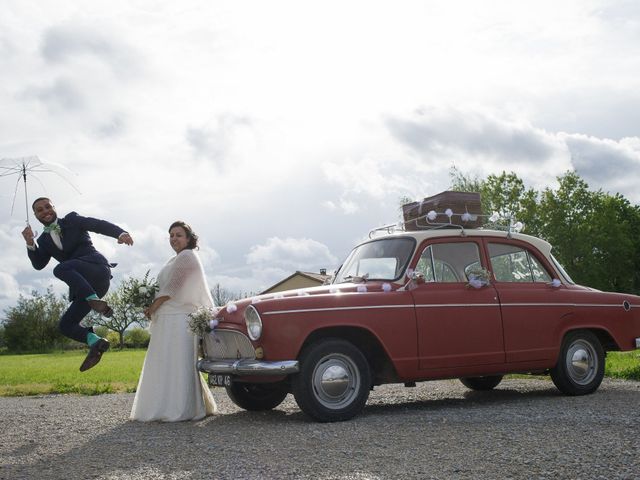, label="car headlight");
[244,305,263,341]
